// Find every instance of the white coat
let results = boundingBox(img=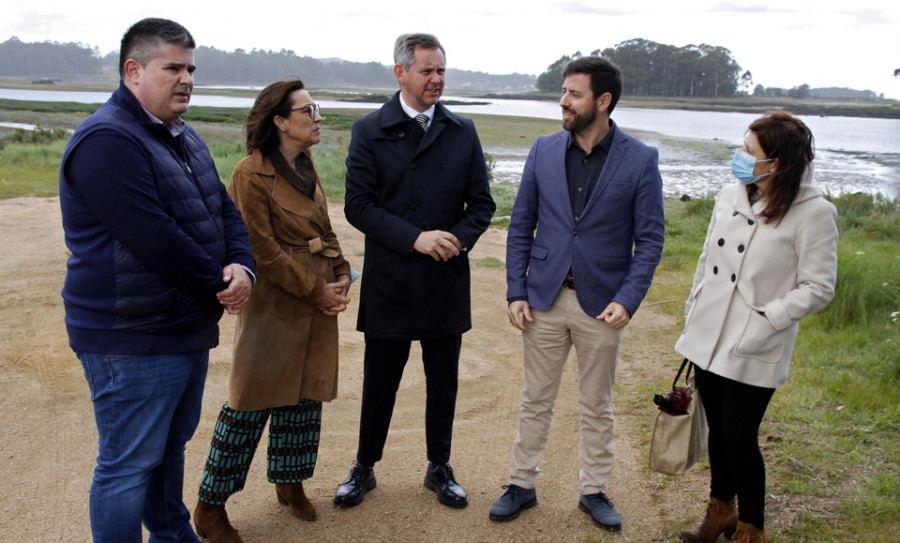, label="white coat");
[675,171,838,388]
